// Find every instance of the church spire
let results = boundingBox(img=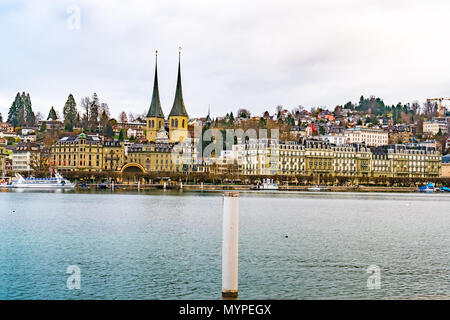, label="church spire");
[169,47,188,117]
[147,50,164,118]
